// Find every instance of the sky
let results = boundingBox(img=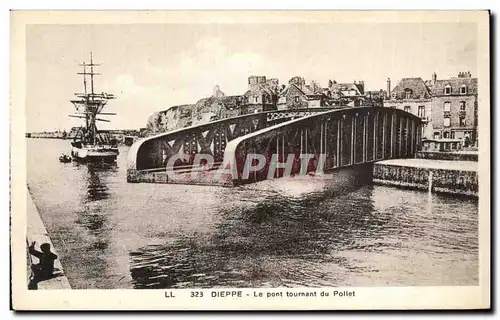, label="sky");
[25,22,477,132]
